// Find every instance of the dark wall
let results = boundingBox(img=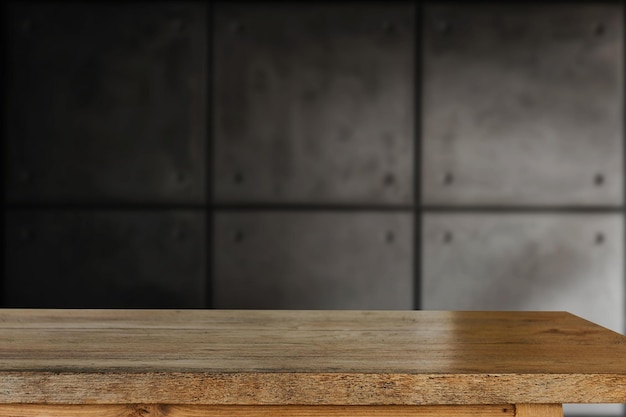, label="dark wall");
[4,2,208,308]
[2,1,624,321]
